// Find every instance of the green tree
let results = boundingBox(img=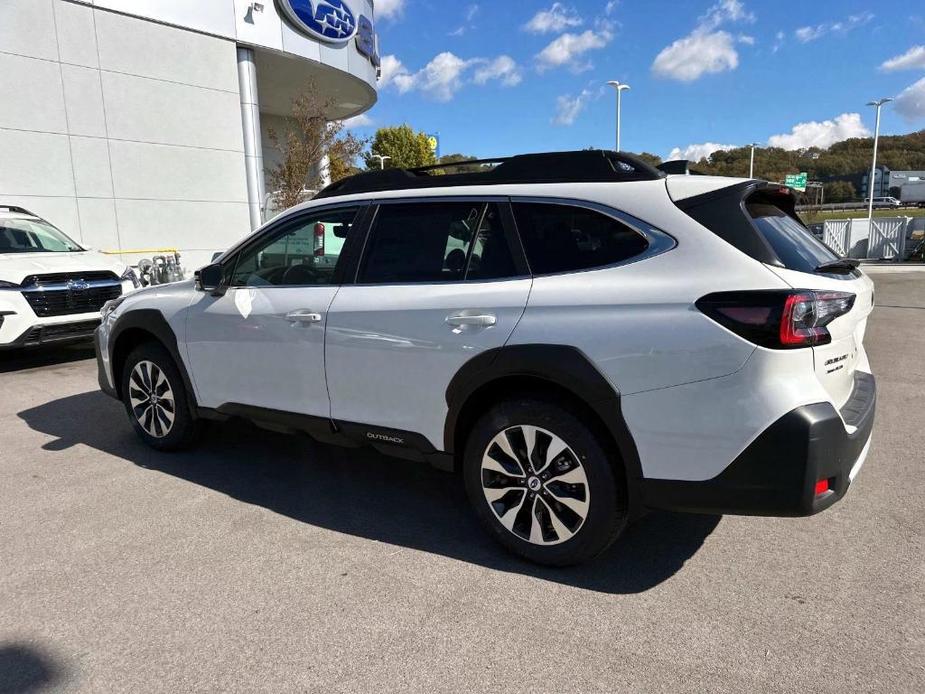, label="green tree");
[633,152,663,168]
[436,153,483,173]
[825,180,856,203]
[364,125,436,170]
